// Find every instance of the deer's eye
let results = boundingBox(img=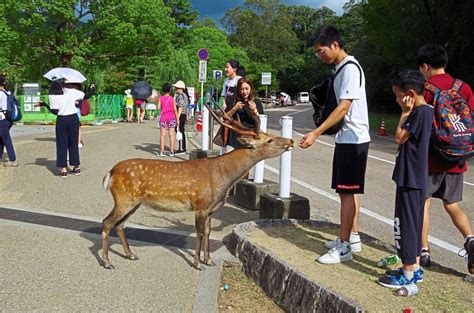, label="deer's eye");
[267,138,274,144]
